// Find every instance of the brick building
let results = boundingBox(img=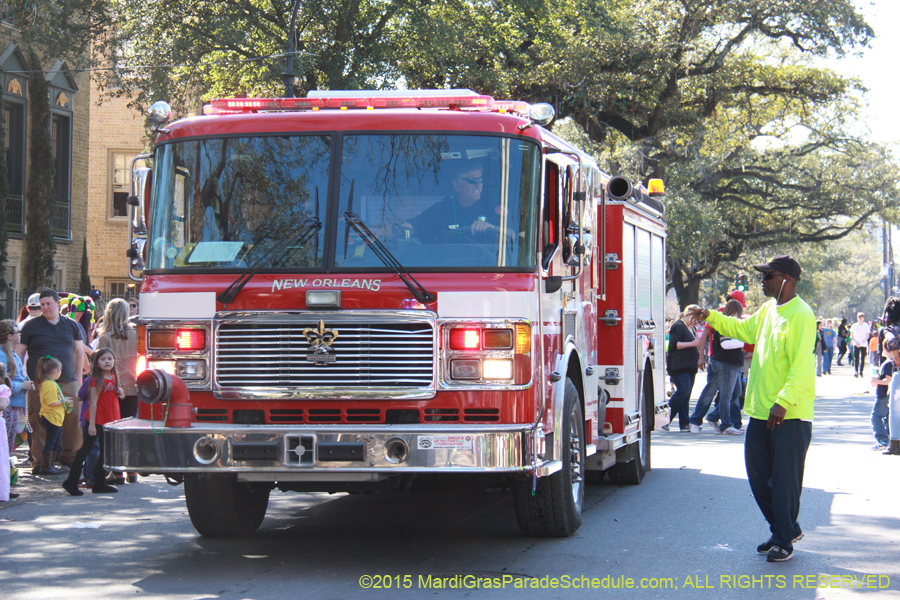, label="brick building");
[0,40,145,304]
[85,75,145,300]
[2,43,88,296]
